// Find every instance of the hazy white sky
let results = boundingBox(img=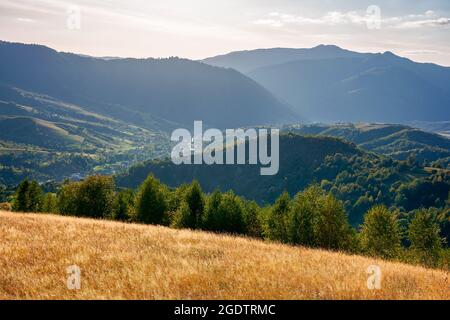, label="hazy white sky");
[1,0,450,65]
